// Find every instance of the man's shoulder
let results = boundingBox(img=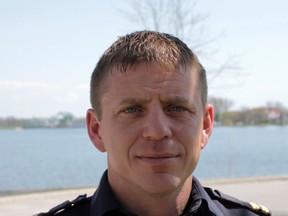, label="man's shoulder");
[204,187,271,216]
[35,194,92,216]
